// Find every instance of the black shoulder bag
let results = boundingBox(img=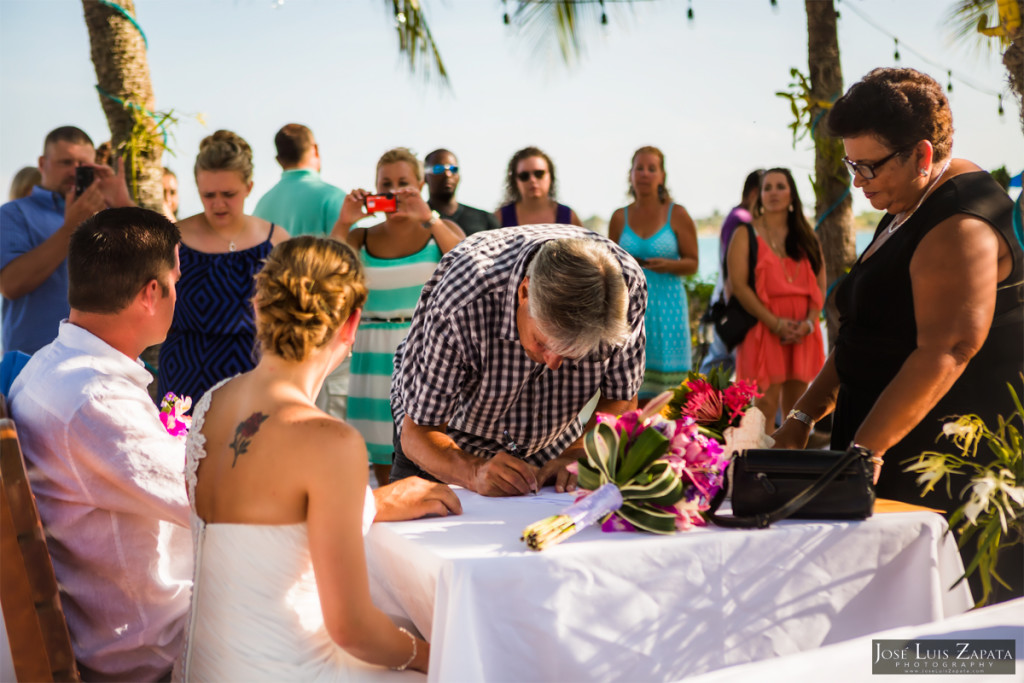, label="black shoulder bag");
[708,222,758,351]
[705,446,876,529]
